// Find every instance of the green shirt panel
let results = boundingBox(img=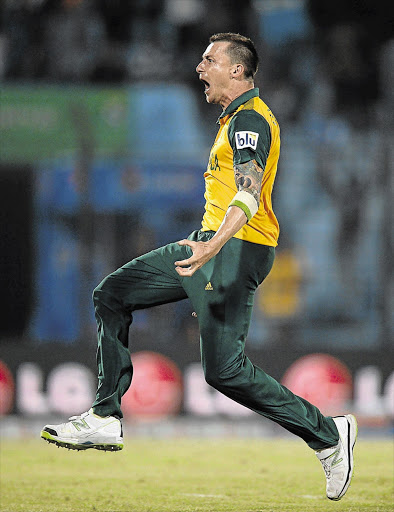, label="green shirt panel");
[227,109,272,171]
